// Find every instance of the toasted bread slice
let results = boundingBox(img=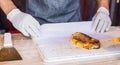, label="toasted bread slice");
[70,32,100,49]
